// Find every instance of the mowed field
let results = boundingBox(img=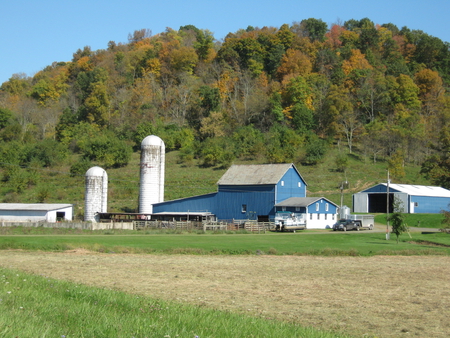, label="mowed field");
[1,250,449,337]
